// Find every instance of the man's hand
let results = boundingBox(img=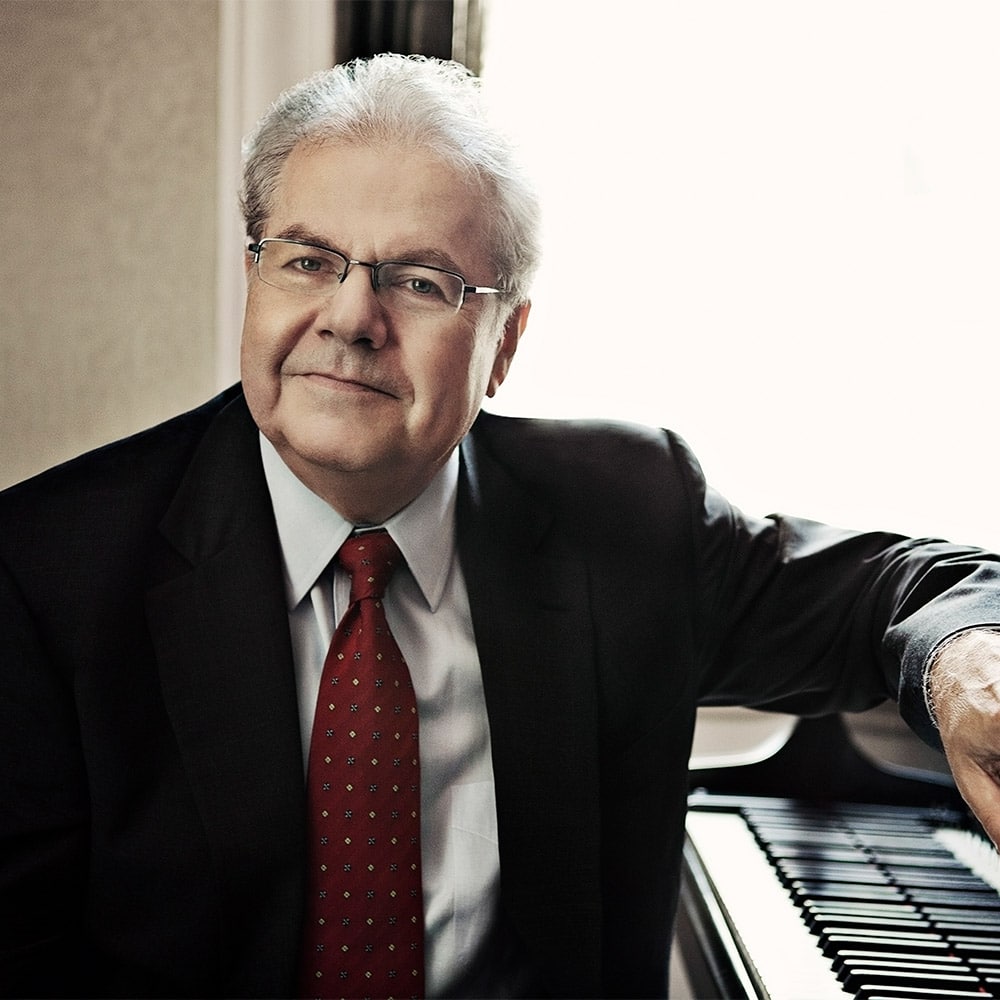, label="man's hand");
[929,629,1000,846]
